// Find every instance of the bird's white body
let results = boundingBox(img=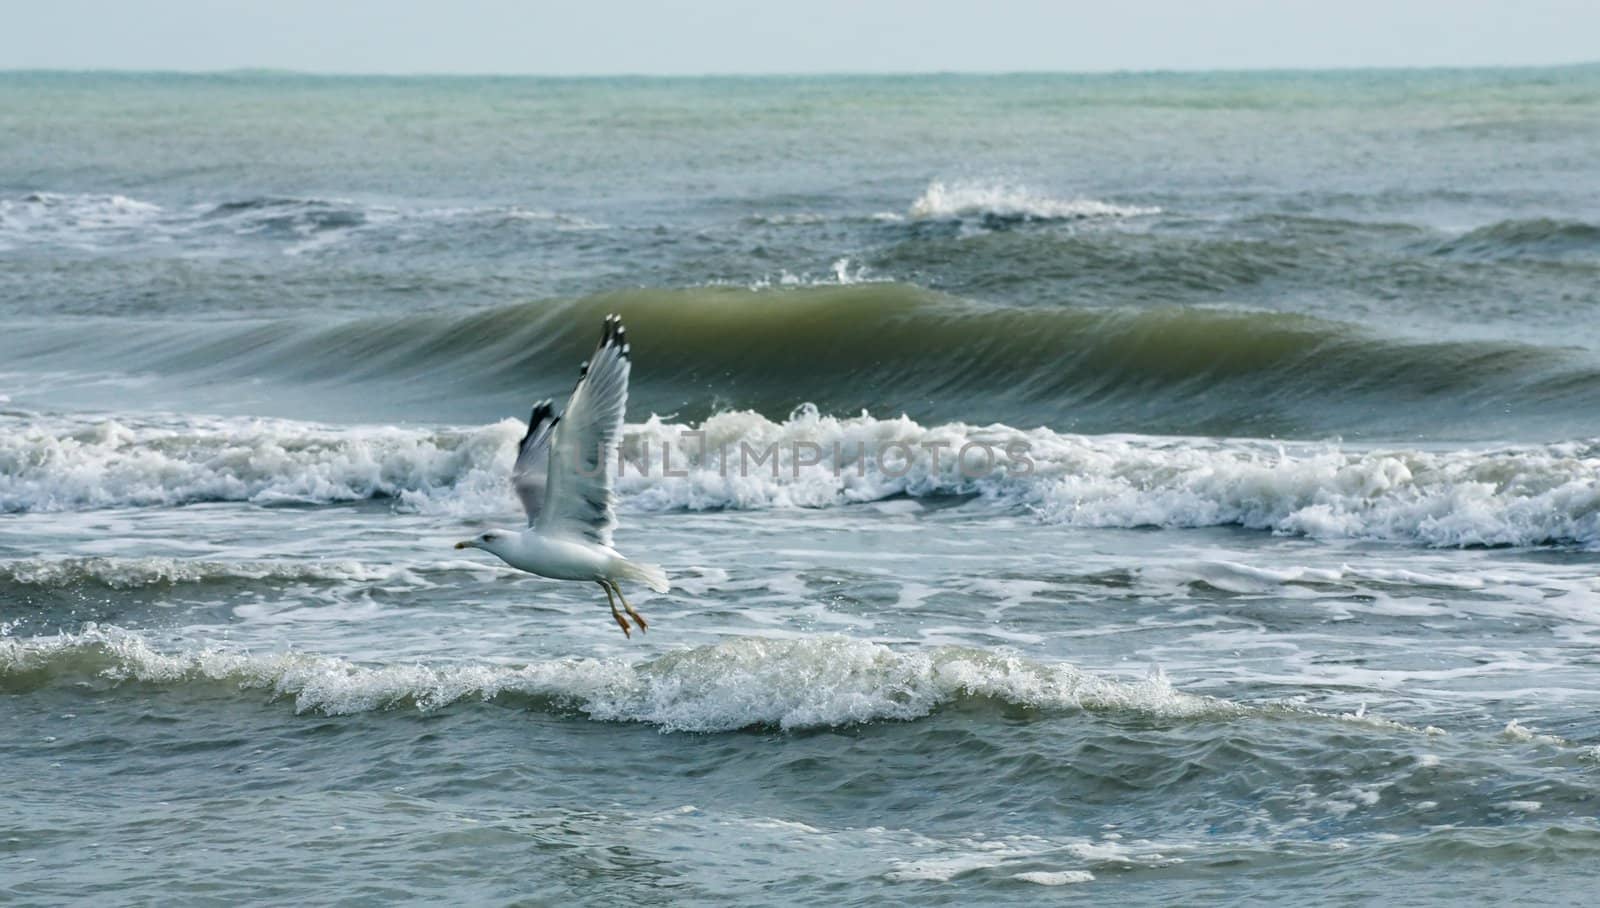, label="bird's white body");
[454,314,668,636]
[511,531,616,580]
[475,529,628,583]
